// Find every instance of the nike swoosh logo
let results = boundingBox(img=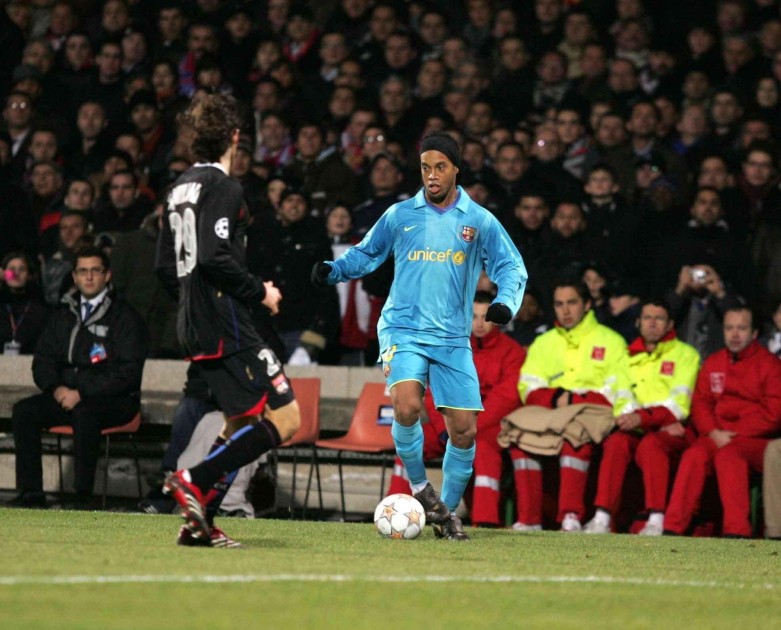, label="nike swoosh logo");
[403,225,417,232]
